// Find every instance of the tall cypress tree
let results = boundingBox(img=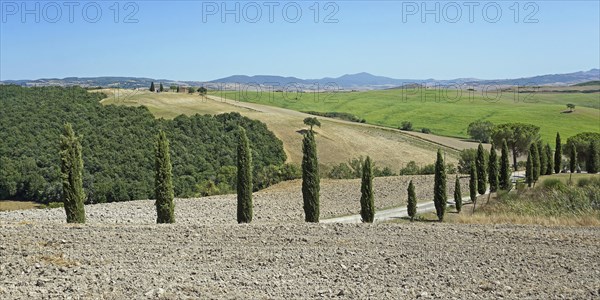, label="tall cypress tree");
[569,143,577,173]
[150,81,155,92]
[407,180,416,221]
[60,123,86,224]
[531,143,540,185]
[469,162,477,210]
[587,141,598,174]
[433,149,447,221]
[302,130,320,222]
[155,130,174,223]
[537,141,546,178]
[544,143,554,175]
[554,132,562,174]
[454,176,462,213]
[488,143,499,193]
[159,83,164,92]
[499,139,511,190]
[237,127,253,223]
[360,156,375,223]
[476,143,487,195]
[526,150,533,187]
